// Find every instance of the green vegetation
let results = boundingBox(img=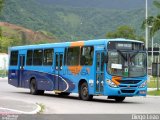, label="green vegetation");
[0,0,159,52]
[0,0,4,14]
[1,0,158,42]
[0,23,58,53]
[0,70,7,77]
[0,36,22,53]
[148,79,160,88]
[147,90,160,96]
[0,25,23,53]
[106,25,144,41]
[37,103,45,114]
[142,0,160,39]
[0,0,59,53]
